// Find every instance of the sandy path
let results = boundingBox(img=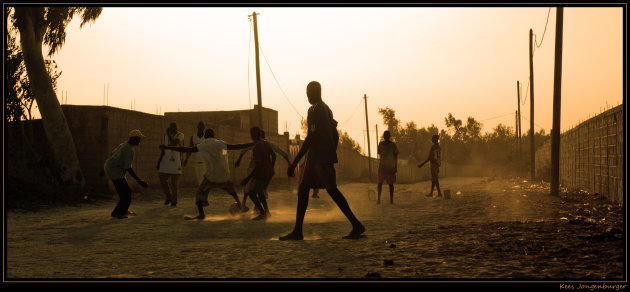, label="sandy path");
[5,177,624,280]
